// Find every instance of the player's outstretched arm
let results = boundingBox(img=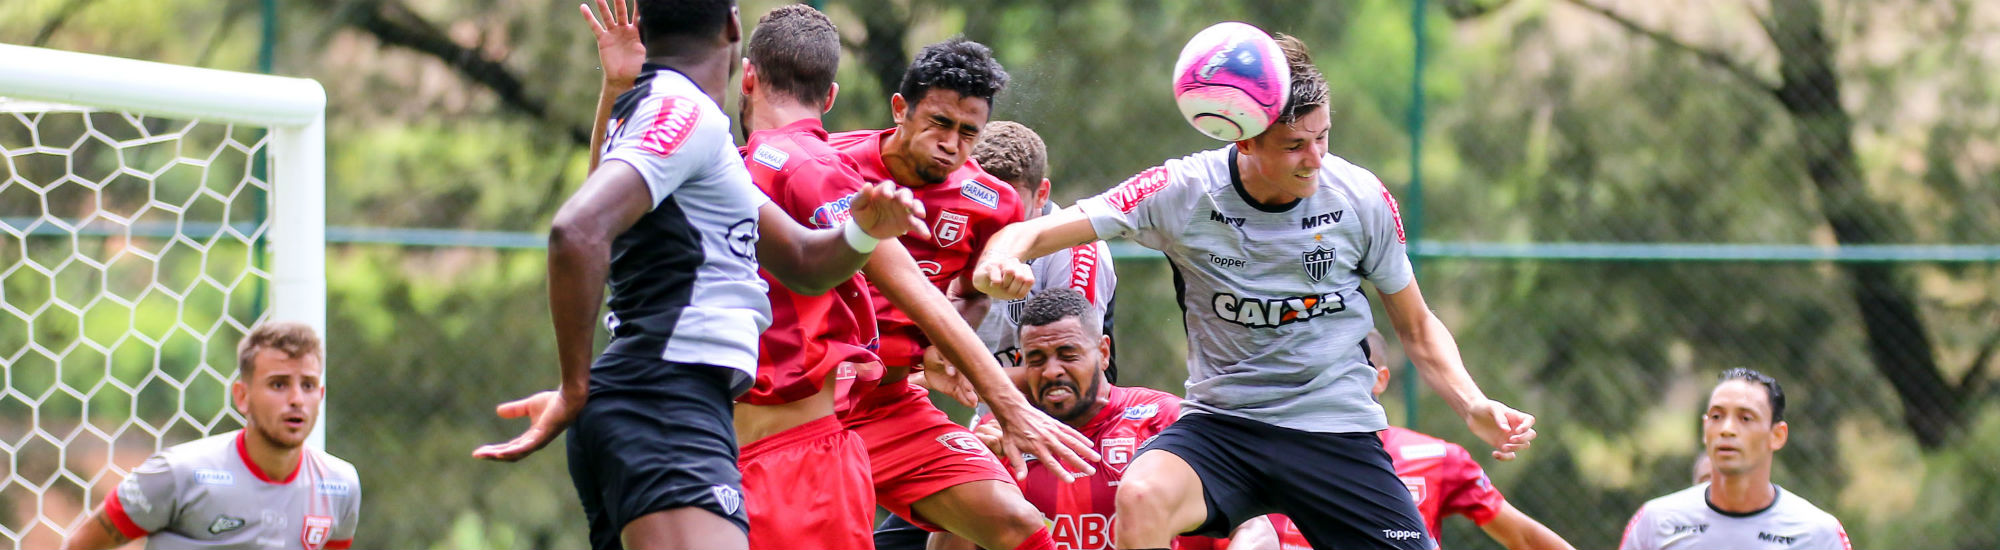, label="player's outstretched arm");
[864,239,1102,481]
[1379,280,1537,460]
[1481,501,1576,550]
[580,0,643,172]
[758,180,929,295]
[971,206,1100,300]
[62,508,134,550]
[475,162,655,462]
